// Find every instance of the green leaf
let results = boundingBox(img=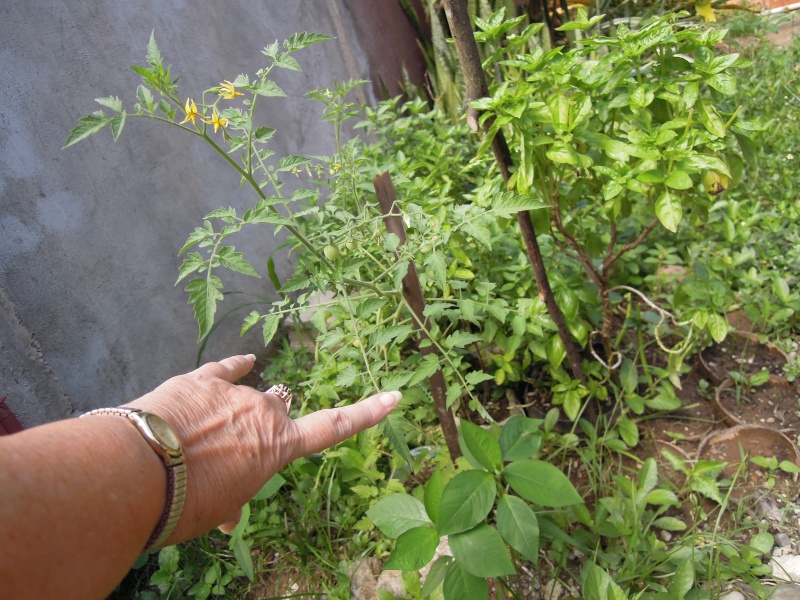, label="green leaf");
[646,489,679,506]
[655,190,682,233]
[437,470,496,535]
[459,421,502,472]
[146,30,163,69]
[383,412,415,467]
[617,417,639,447]
[185,275,224,341]
[231,536,254,582]
[442,562,487,600]
[638,457,658,494]
[253,473,286,500]
[698,99,726,137]
[707,313,728,343]
[370,324,414,347]
[497,495,539,563]
[334,365,358,387]
[671,560,694,598]
[465,371,494,386]
[240,310,260,335]
[272,52,302,71]
[381,371,414,391]
[408,354,441,387]
[421,556,452,598]
[749,531,774,554]
[490,193,546,216]
[652,516,686,531]
[665,170,693,190]
[158,545,180,572]
[96,96,123,112]
[110,113,127,141]
[424,468,444,526]
[176,252,207,284]
[384,526,440,571]
[503,460,581,507]
[684,154,731,177]
[64,113,110,148]
[445,331,482,349]
[253,80,286,97]
[426,251,447,290]
[450,524,515,577]
[218,247,260,277]
[283,32,333,52]
[367,493,431,538]
[706,71,736,95]
[499,416,541,461]
[261,313,280,346]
